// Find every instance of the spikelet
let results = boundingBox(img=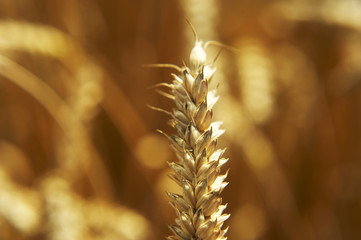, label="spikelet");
[156,35,230,240]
